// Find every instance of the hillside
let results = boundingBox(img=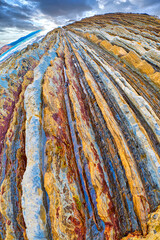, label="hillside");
[0,46,12,57]
[0,13,160,240]
[0,30,44,64]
